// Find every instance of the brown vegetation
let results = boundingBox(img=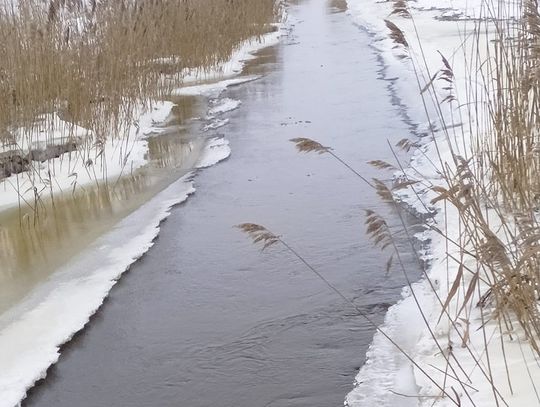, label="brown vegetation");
[0,0,278,146]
